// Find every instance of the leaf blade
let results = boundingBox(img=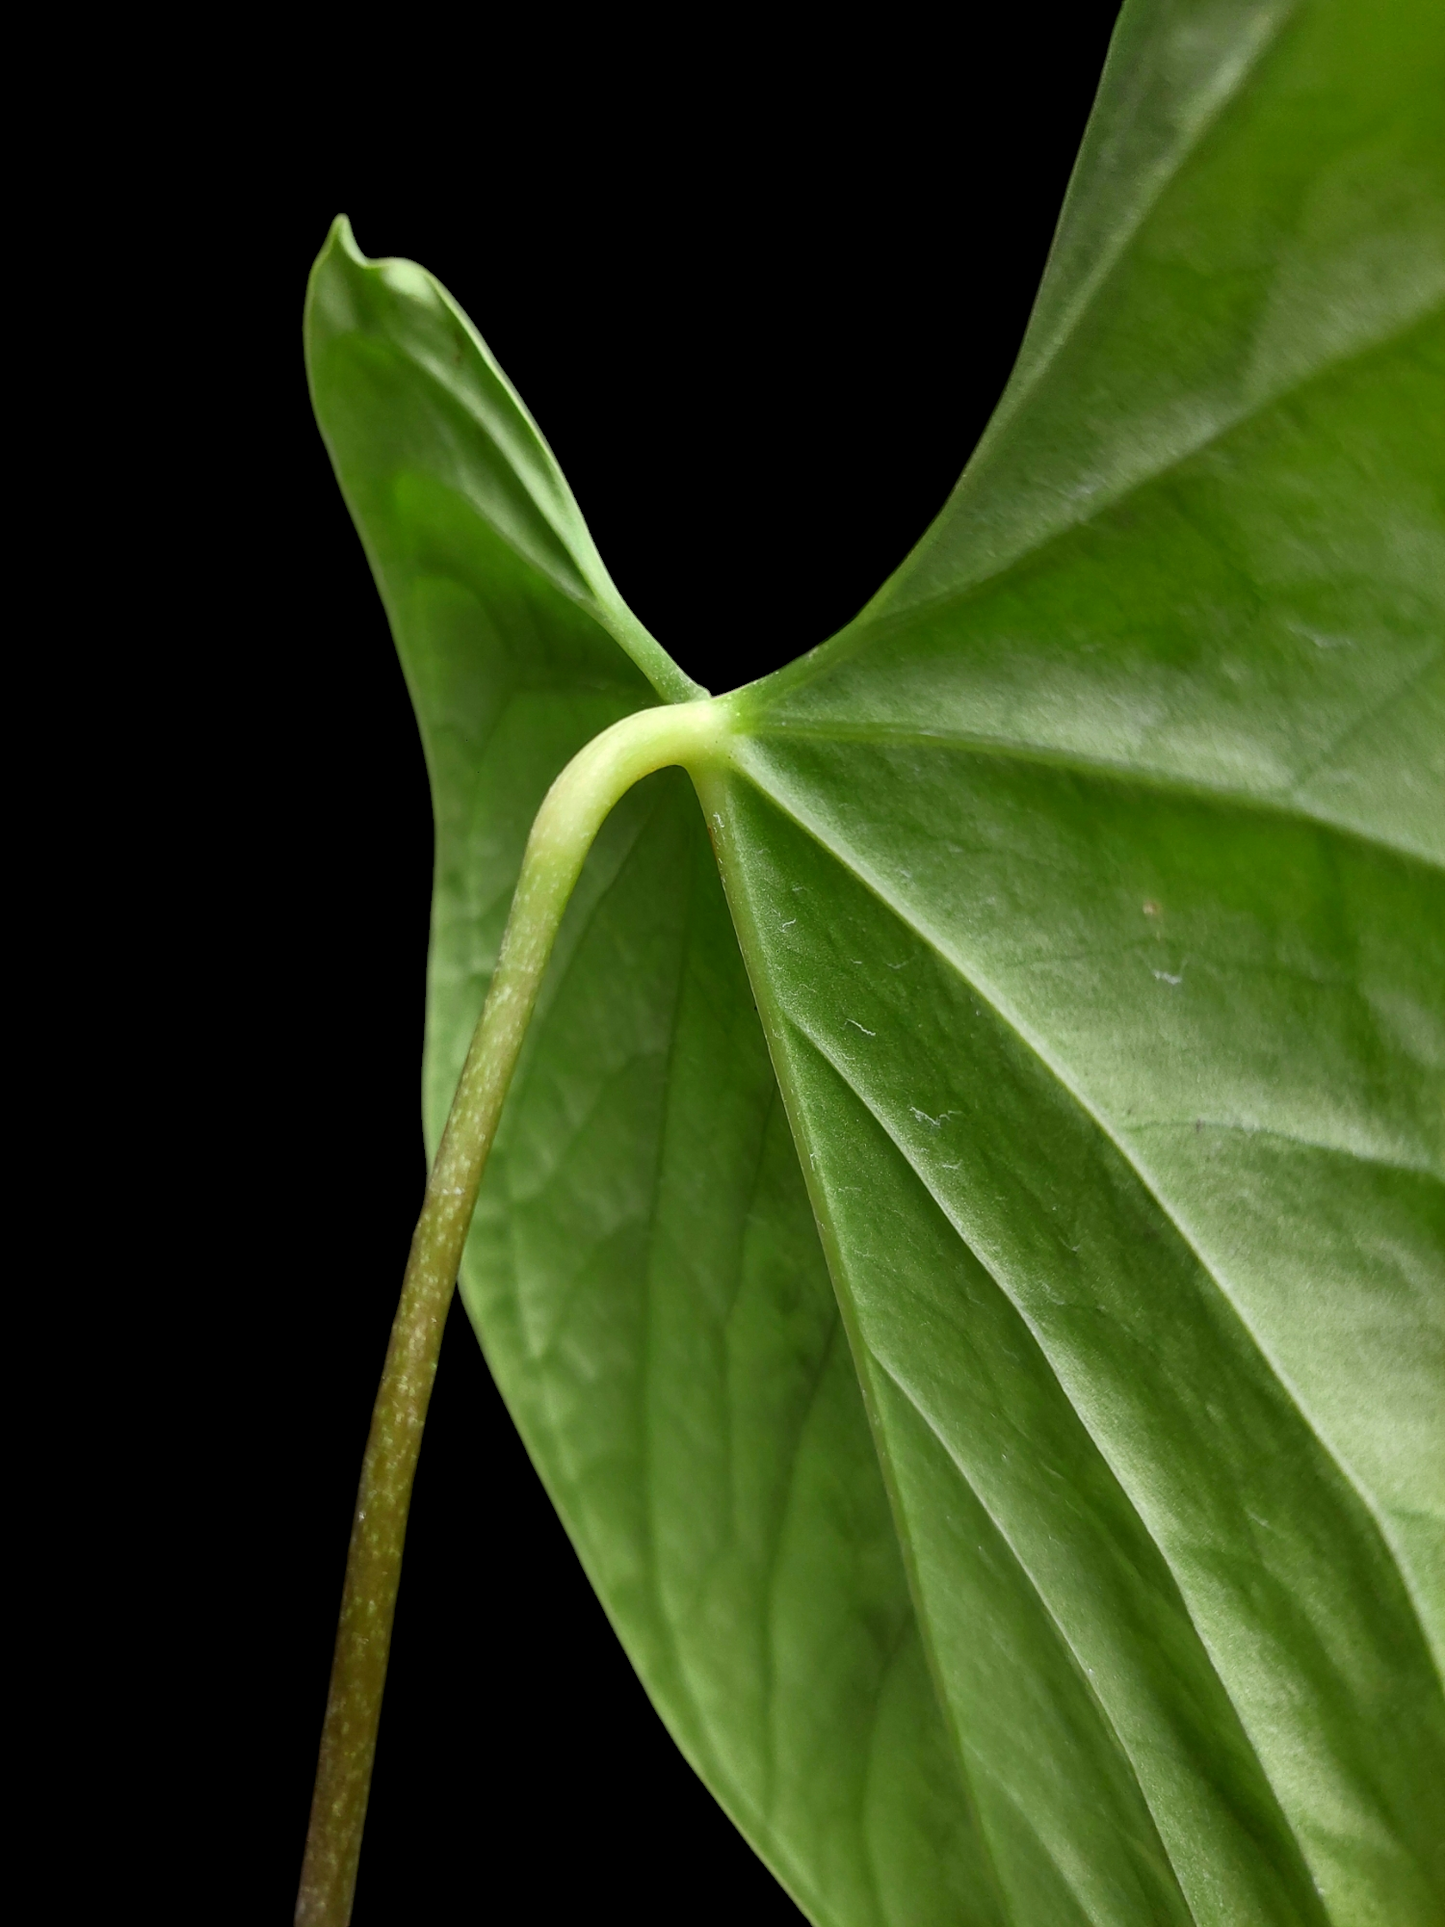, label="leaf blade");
[306,0,1445,1916]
